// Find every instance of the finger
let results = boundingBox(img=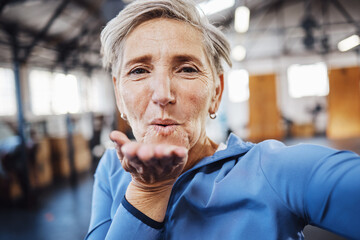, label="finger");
[121,142,141,159]
[137,144,155,161]
[154,144,187,158]
[173,147,188,158]
[110,131,130,160]
[154,144,173,158]
[109,130,131,146]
